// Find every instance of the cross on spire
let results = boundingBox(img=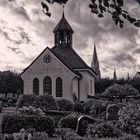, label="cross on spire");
[62,5,65,17]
